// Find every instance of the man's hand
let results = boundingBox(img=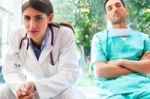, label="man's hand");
[16,82,36,99]
[141,51,150,60]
